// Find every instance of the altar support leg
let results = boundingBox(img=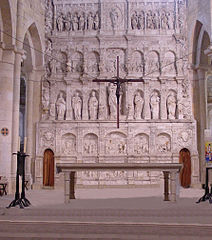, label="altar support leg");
[170,171,177,202]
[163,171,170,201]
[64,172,70,203]
[70,171,76,199]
